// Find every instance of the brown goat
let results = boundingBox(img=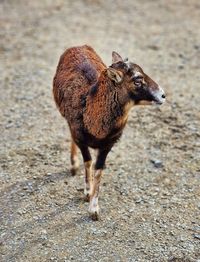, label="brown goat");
[53,45,165,220]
